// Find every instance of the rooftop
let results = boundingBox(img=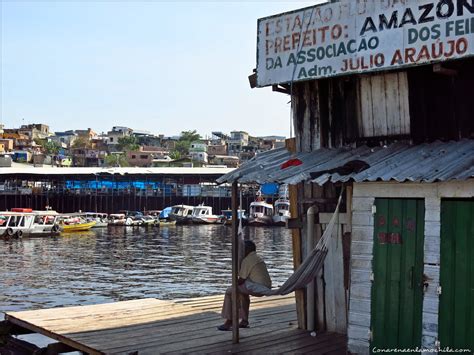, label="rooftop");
[218,140,474,185]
